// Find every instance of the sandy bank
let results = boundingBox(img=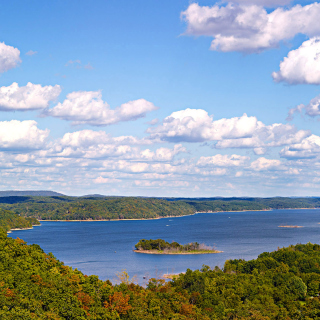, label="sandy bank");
[133,249,222,255]
[278,225,304,228]
[7,224,40,233]
[38,212,198,222]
